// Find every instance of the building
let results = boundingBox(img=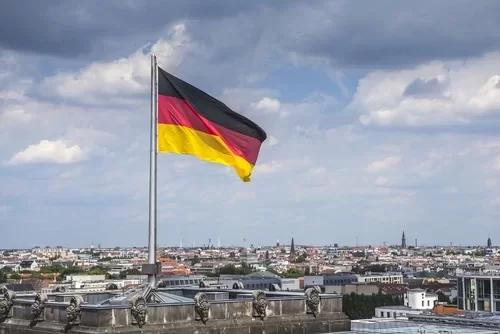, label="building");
[401,231,407,249]
[457,274,500,312]
[280,278,300,291]
[215,272,282,291]
[304,273,358,289]
[404,288,438,310]
[19,260,38,271]
[357,273,403,284]
[374,305,421,319]
[157,275,205,288]
[339,283,379,295]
